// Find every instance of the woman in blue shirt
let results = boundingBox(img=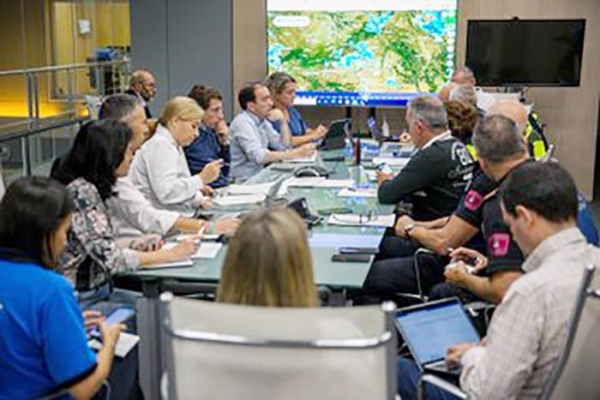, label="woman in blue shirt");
[265,72,328,146]
[0,177,121,399]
